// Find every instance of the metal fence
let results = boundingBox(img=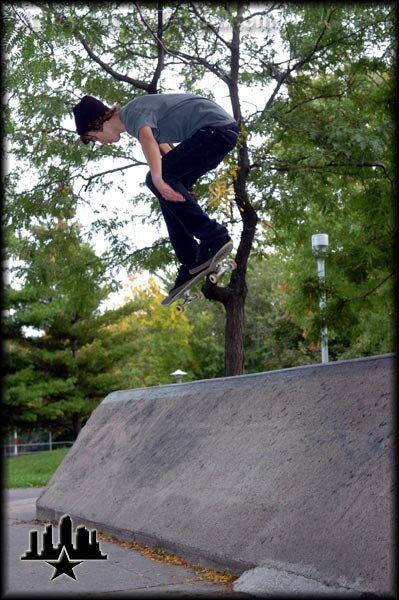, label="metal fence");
[3,440,74,457]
